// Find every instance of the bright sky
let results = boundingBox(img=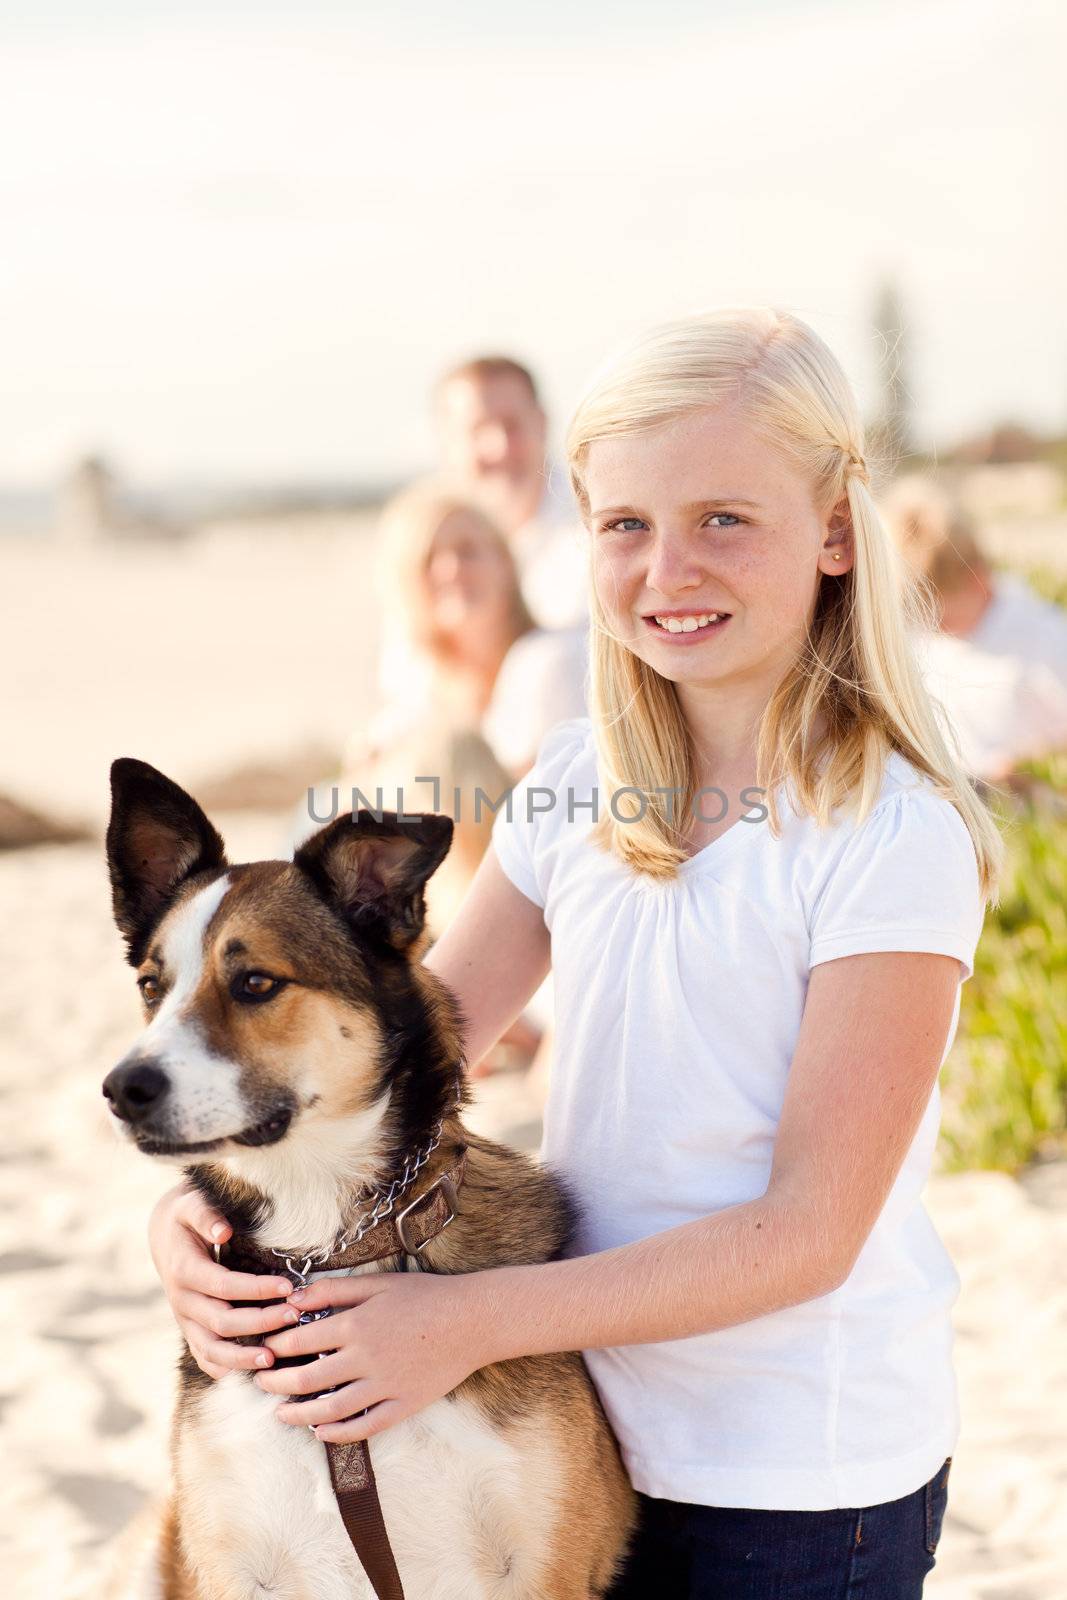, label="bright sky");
[1,0,1063,487]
